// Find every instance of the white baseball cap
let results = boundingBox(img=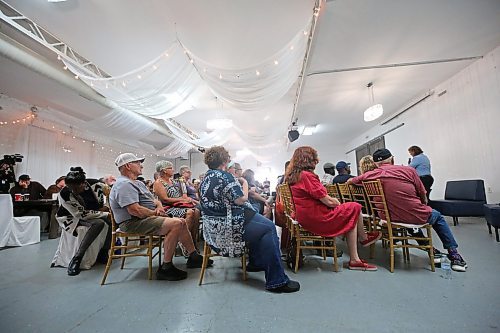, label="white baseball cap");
[115,153,145,168]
